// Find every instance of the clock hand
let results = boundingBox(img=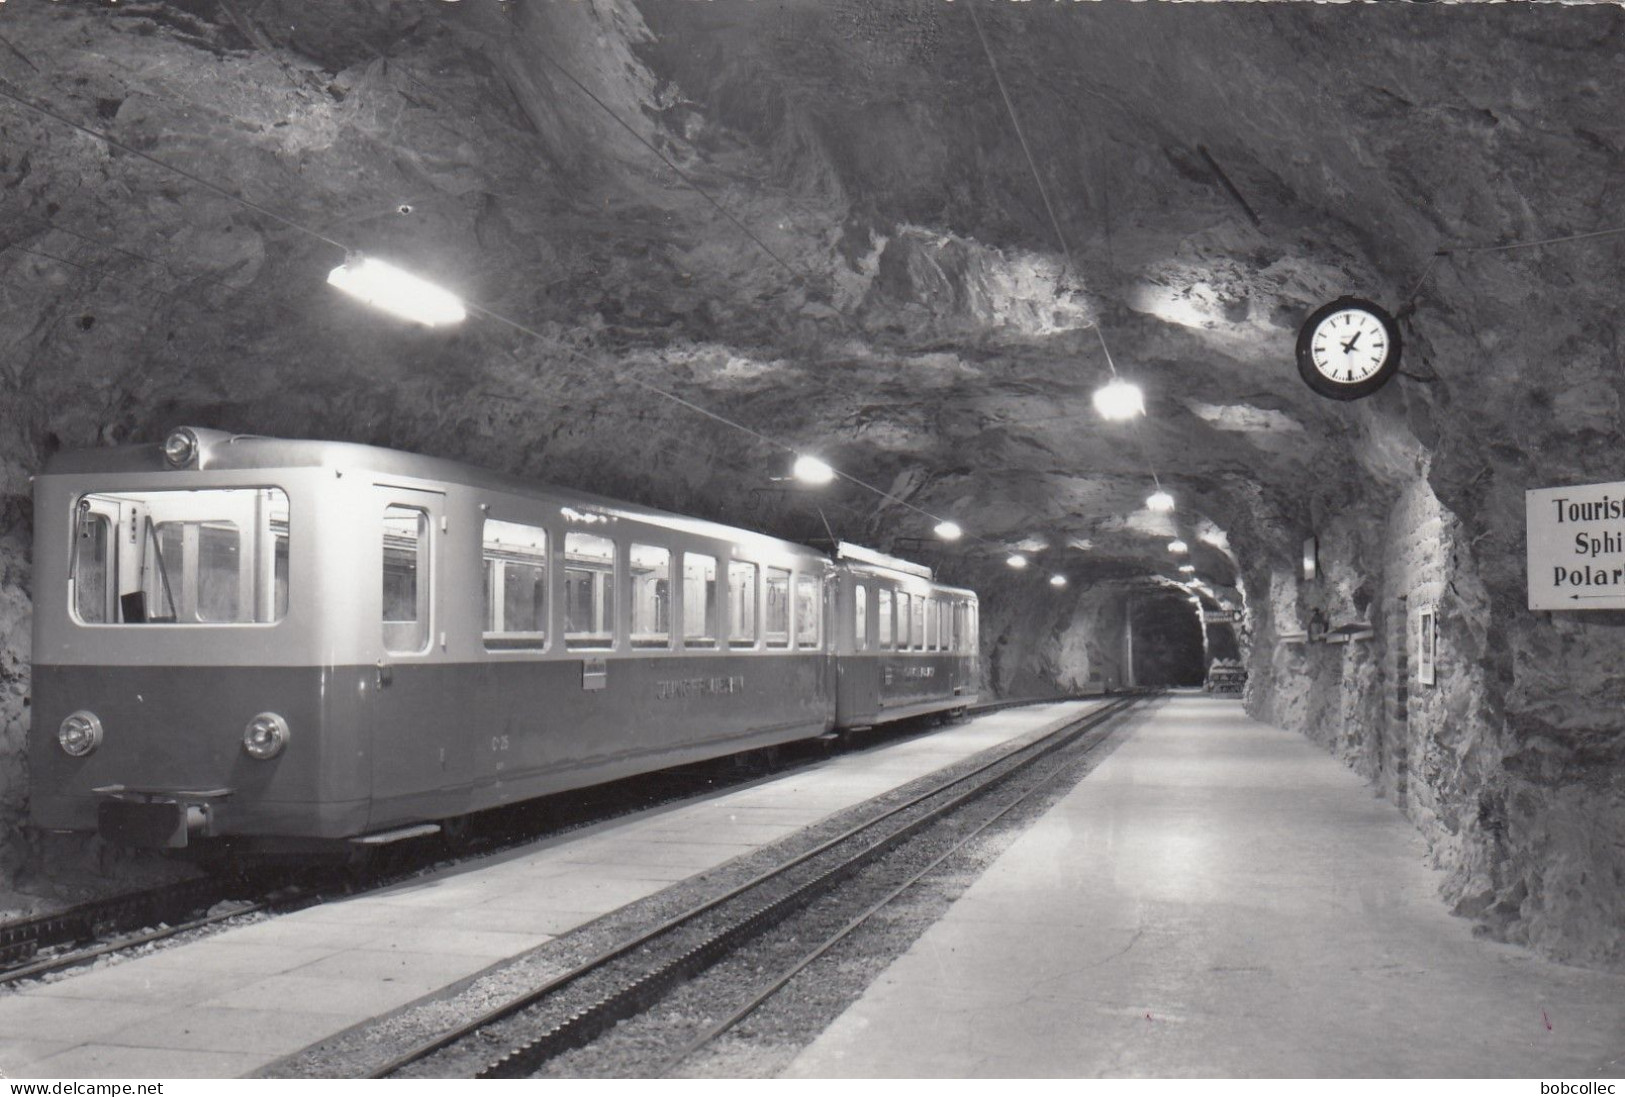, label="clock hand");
[1341,331,1363,353]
